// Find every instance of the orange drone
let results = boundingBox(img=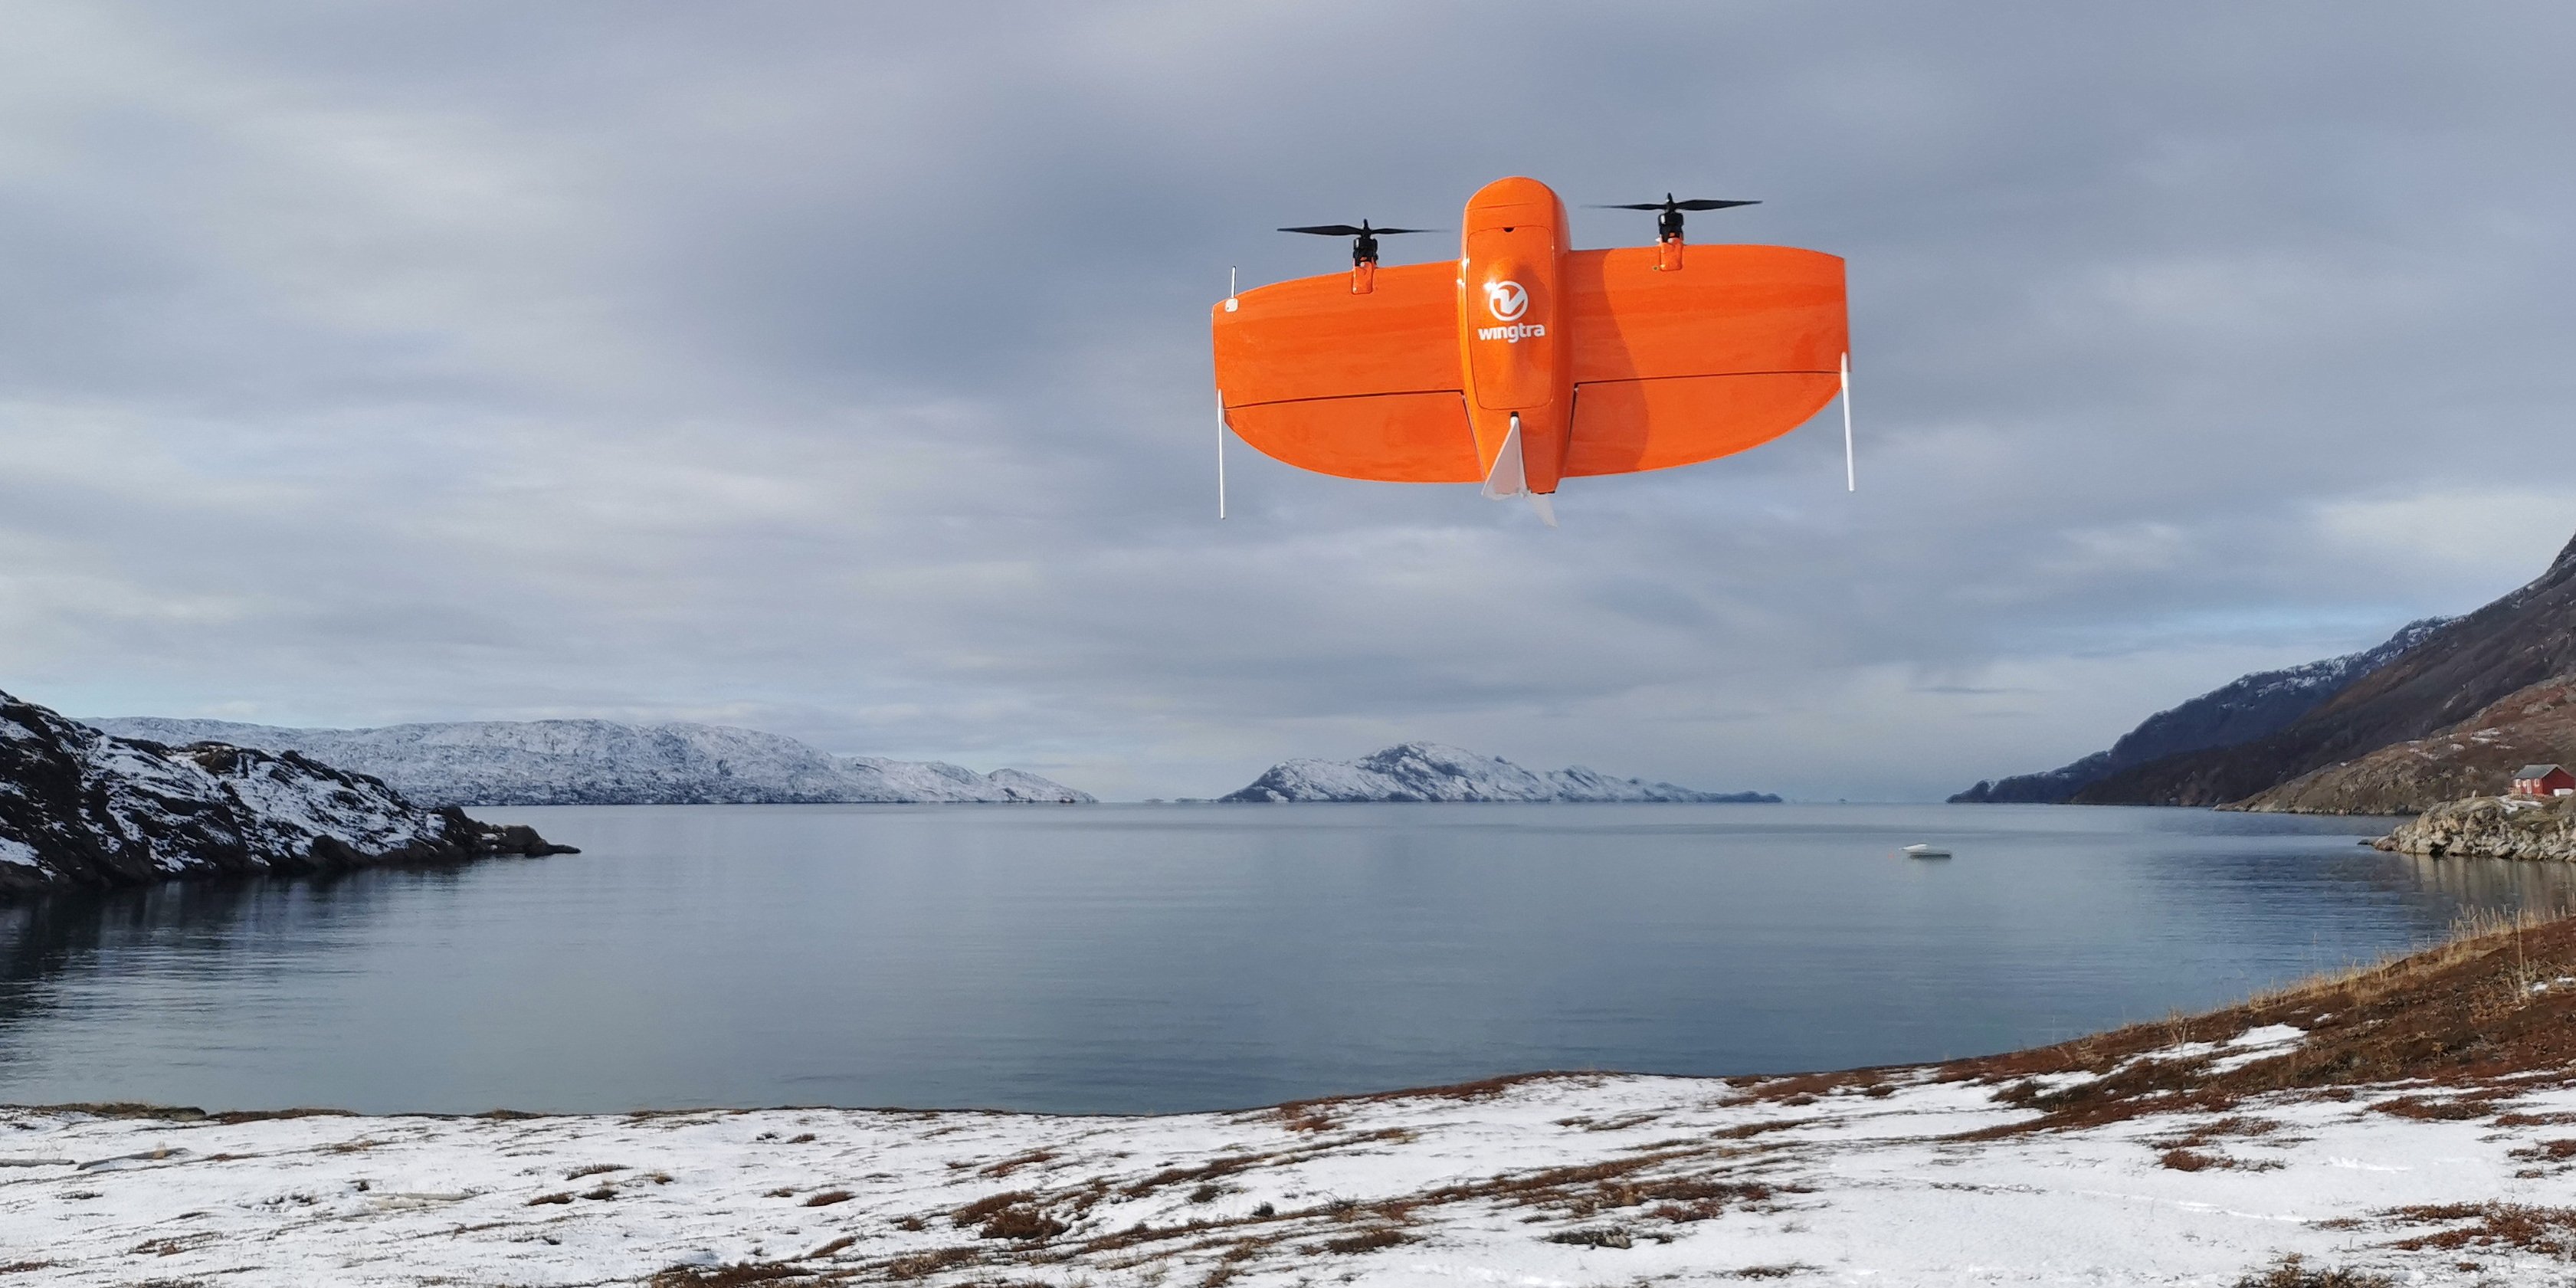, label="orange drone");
[1210,175,1850,523]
